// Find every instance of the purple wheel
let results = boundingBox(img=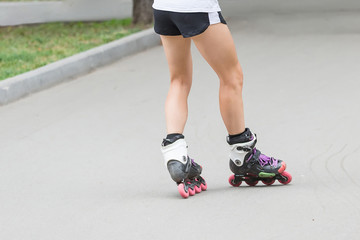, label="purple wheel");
[244,177,258,186]
[278,171,292,185]
[228,175,242,187]
[261,178,276,186]
[178,183,189,199]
